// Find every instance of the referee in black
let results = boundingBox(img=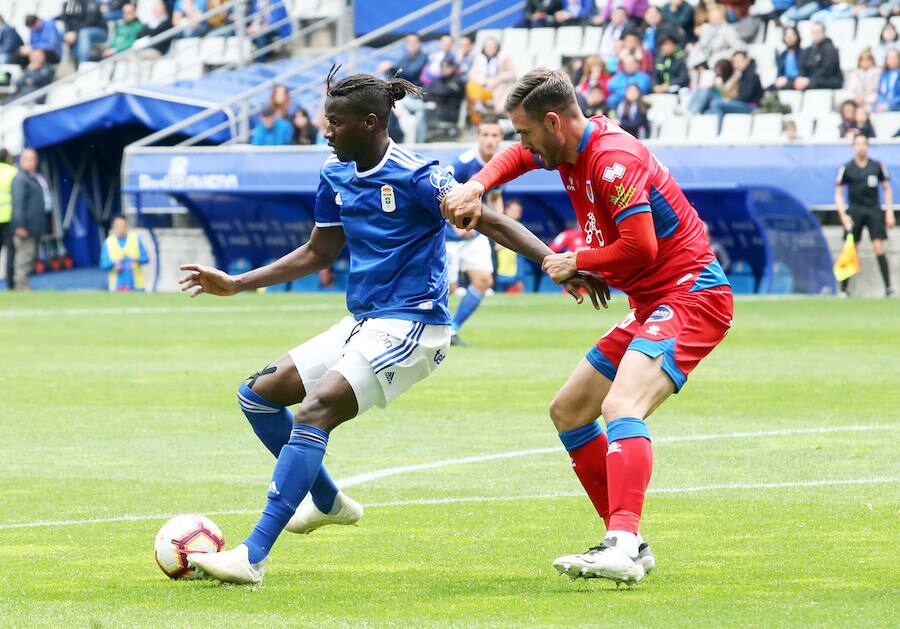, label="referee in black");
[835,133,895,296]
